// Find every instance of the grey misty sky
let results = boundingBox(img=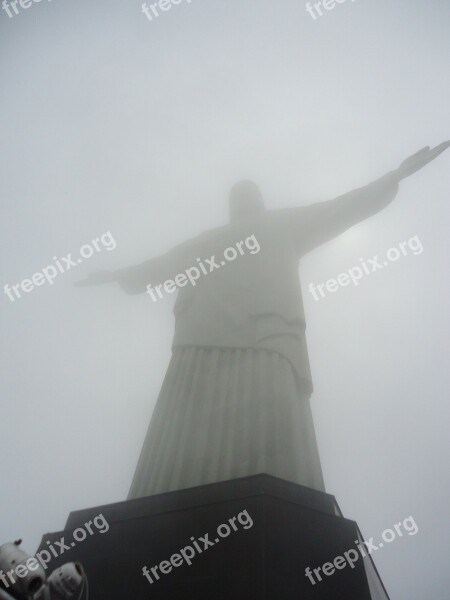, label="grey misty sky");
[1,1,449,598]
